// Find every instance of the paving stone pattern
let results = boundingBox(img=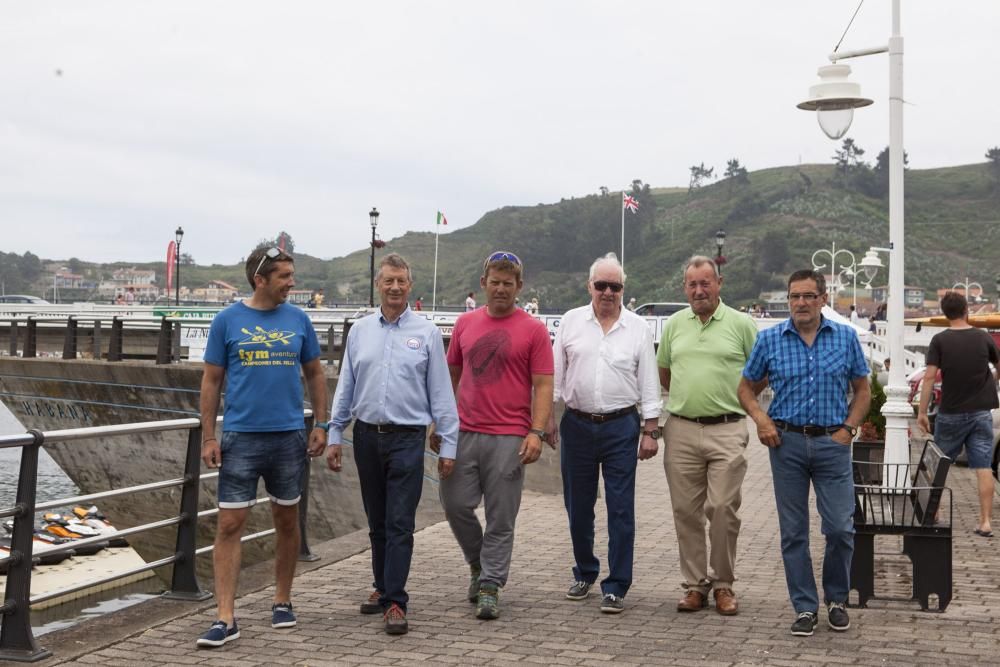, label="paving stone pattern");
[49,426,1000,666]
